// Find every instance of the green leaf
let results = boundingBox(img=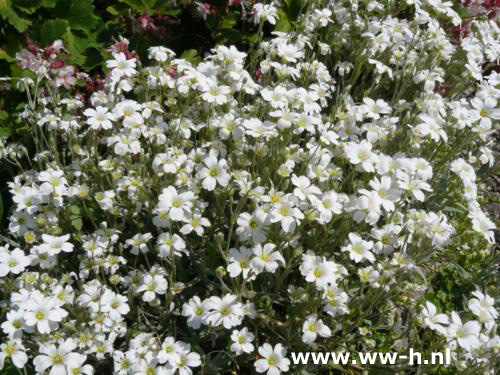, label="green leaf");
[69,205,82,230]
[0,193,3,221]
[220,11,240,29]
[41,0,56,7]
[0,50,16,62]
[275,8,292,32]
[181,49,198,63]
[11,0,42,14]
[67,0,100,32]
[0,127,10,137]
[41,18,70,45]
[219,28,242,44]
[0,0,31,32]
[41,19,98,65]
[118,0,147,12]
[284,0,305,21]
[106,4,129,15]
